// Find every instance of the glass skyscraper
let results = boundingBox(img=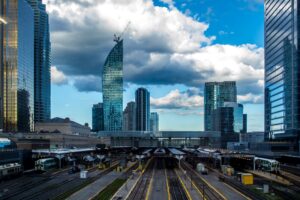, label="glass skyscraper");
[204,81,237,131]
[123,101,136,131]
[92,103,104,132]
[26,0,51,123]
[150,112,159,132]
[136,88,150,131]
[102,39,123,131]
[0,0,34,132]
[212,102,244,148]
[265,0,300,140]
